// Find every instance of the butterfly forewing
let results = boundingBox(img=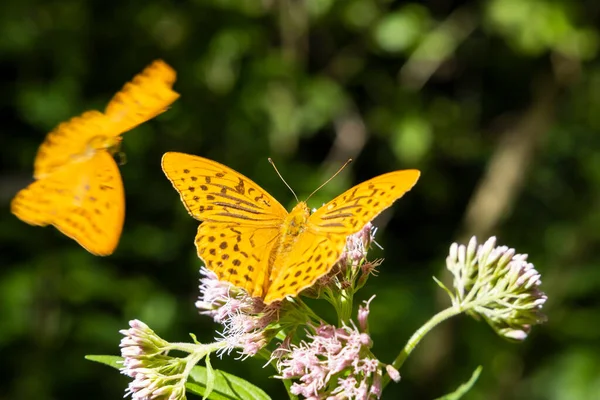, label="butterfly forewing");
[33,111,113,178]
[105,60,180,135]
[162,152,288,225]
[12,152,124,255]
[308,170,420,234]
